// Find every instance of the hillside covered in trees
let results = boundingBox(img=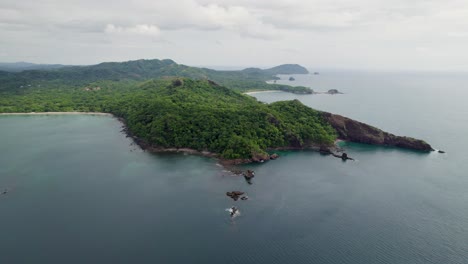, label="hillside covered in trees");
[0,78,335,160]
[0,59,432,159]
